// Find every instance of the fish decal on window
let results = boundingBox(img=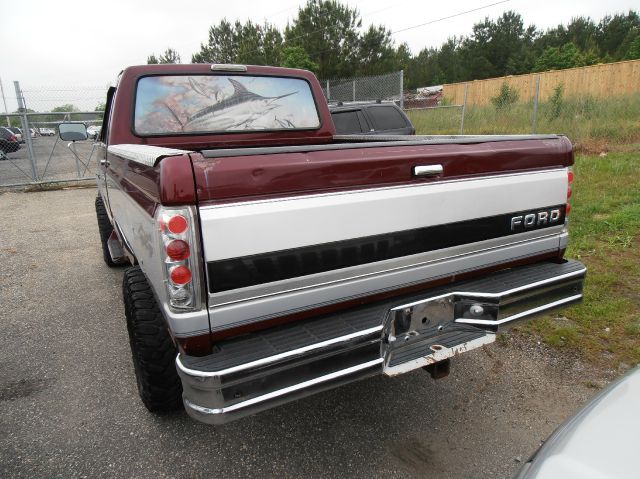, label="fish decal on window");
[165,78,298,132]
[134,74,320,134]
